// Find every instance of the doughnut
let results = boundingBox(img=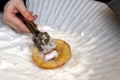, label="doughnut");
[32,39,71,69]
